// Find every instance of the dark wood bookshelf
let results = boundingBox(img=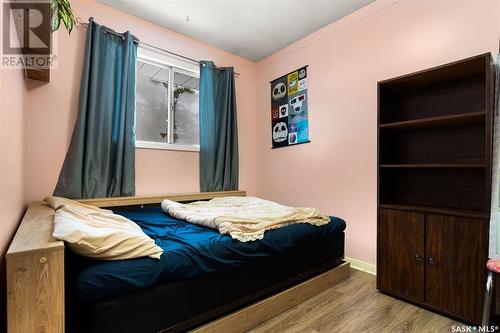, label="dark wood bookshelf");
[379,111,485,130]
[380,163,485,168]
[378,203,487,219]
[378,53,490,89]
[377,53,494,324]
